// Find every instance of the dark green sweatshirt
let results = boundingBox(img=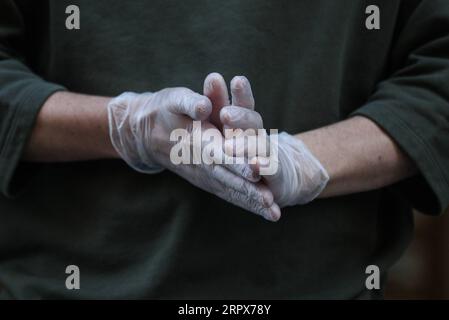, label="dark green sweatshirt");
[0,0,448,299]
